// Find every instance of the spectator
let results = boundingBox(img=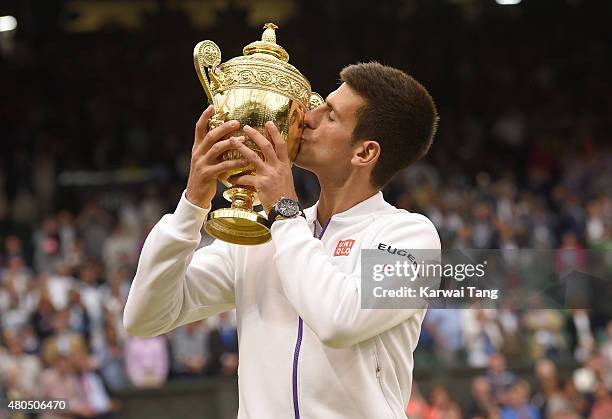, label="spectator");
[208,312,238,376]
[463,310,504,368]
[486,353,517,403]
[523,308,566,359]
[19,324,40,354]
[590,383,612,419]
[76,202,112,262]
[573,352,612,396]
[501,380,540,419]
[406,383,433,419]
[531,359,561,417]
[1,255,31,302]
[0,270,24,332]
[1,235,26,263]
[100,267,130,325]
[567,309,597,363]
[0,328,42,400]
[76,262,104,329]
[33,218,62,274]
[29,286,56,342]
[561,378,589,418]
[40,355,92,419]
[424,309,463,366]
[466,376,499,419]
[71,349,117,418]
[125,335,169,388]
[428,384,462,419]
[92,318,128,391]
[41,309,88,366]
[102,222,137,275]
[46,263,74,310]
[66,288,91,343]
[170,320,210,378]
[601,320,612,369]
[56,211,77,265]
[555,232,588,275]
